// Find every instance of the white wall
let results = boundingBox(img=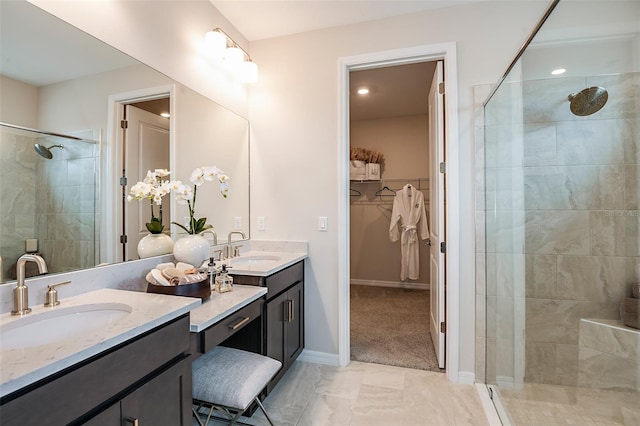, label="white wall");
[0,75,38,127]
[248,1,550,375]
[30,0,551,377]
